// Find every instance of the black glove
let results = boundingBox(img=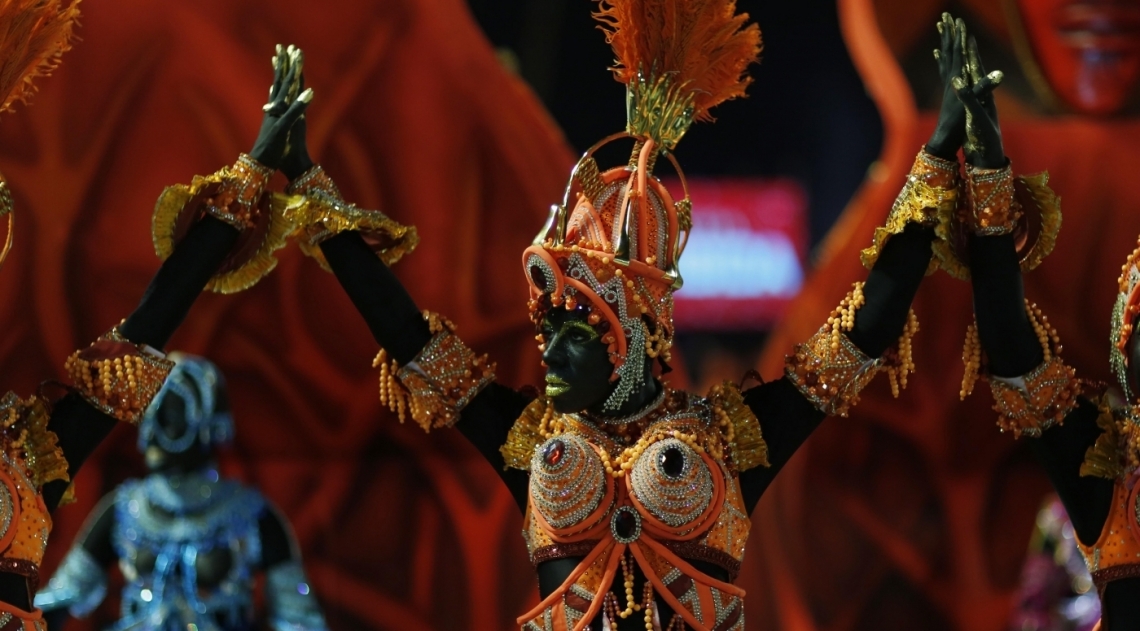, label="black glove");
[249,44,312,169]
